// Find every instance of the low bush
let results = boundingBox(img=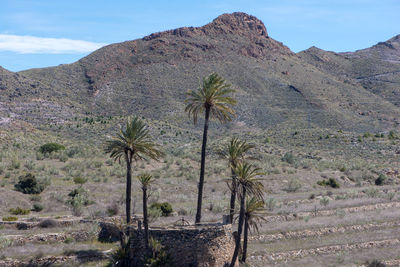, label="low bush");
[145,237,172,266]
[14,173,47,194]
[32,203,44,212]
[38,219,58,228]
[150,202,173,217]
[106,203,119,216]
[365,259,386,267]
[282,152,295,164]
[177,208,188,216]
[375,174,386,186]
[284,178,302,192]
[317,178,340,188]
[2,216,18,222]
[388,130,398,140]
[39,143,65,154]
[9,207,30,215]
[73,176,87,184]
[67,187,91,216]
[148,206,162,223]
